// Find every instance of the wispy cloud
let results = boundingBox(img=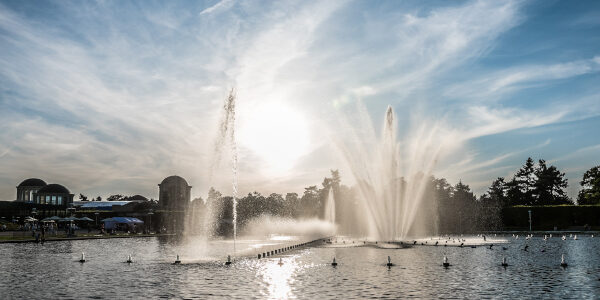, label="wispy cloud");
[445,56,600,101]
